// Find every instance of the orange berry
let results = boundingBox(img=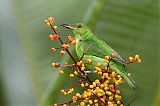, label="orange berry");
[51,48,56,52]
[68,36,74,42]
[129,56,135,62]
[104,56,110,62]
[49,35,54,40]
[48,17,54,23]
[62,44,69,49]
[72,96,77,102]
[55,63,60,67]
[59,70,64,75]
[60,50,65,55]
[53,34,59,40]
[111,53,117,58]
[51,63,60,67]
[72,40,76,45]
